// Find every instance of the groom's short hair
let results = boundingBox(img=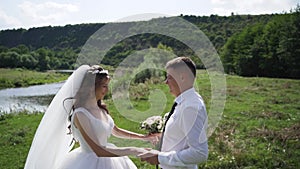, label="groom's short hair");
[165,56,196,78]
